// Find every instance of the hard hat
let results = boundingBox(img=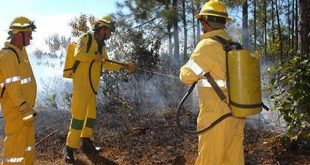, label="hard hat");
[195,0,231,22]
[94,16,116,32]
[9,16,36,34]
